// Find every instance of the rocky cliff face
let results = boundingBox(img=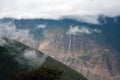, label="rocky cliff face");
[39,28,120,80]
